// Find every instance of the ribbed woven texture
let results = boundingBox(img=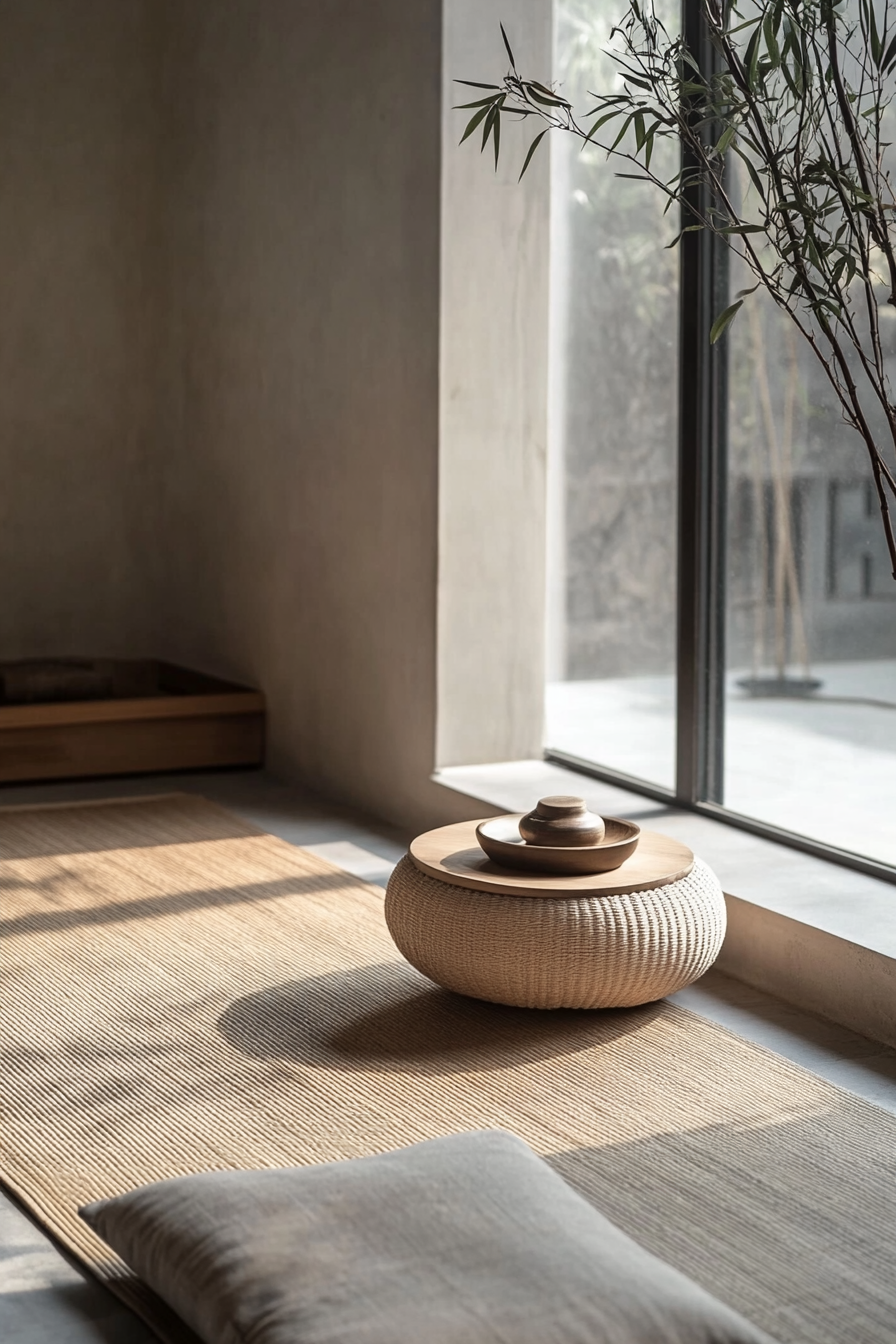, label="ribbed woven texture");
[2,794,896,1344]
[385,855,726,1008]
